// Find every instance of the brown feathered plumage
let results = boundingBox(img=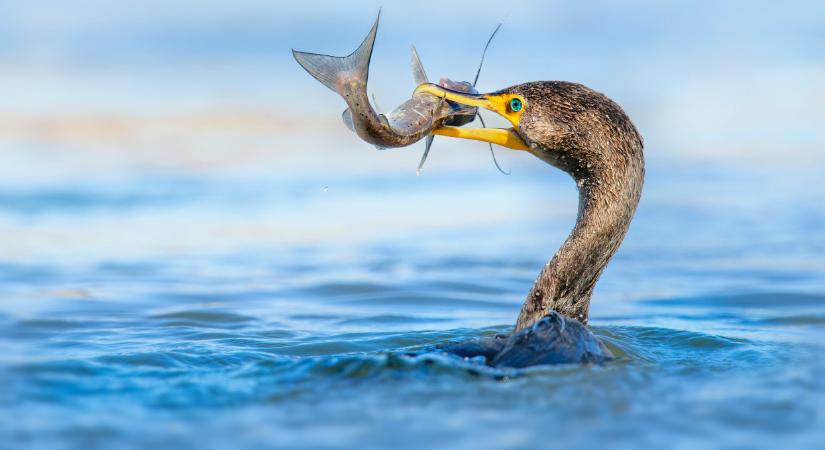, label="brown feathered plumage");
[505,81,645,331]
